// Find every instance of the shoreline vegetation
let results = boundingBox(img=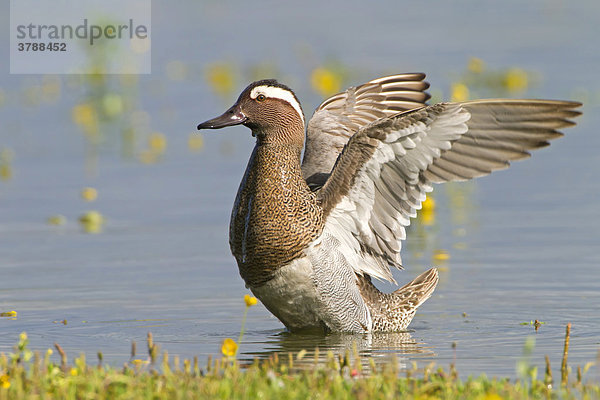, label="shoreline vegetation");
[1,325,599,399]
